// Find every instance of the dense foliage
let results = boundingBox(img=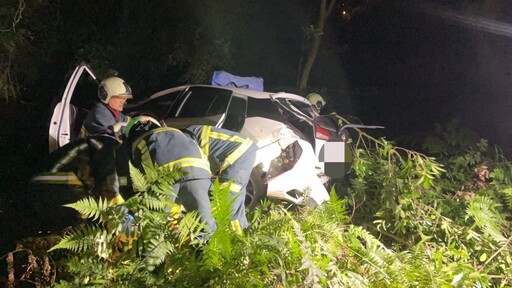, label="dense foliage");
[3,120,507,287]
[2,1,511,285]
